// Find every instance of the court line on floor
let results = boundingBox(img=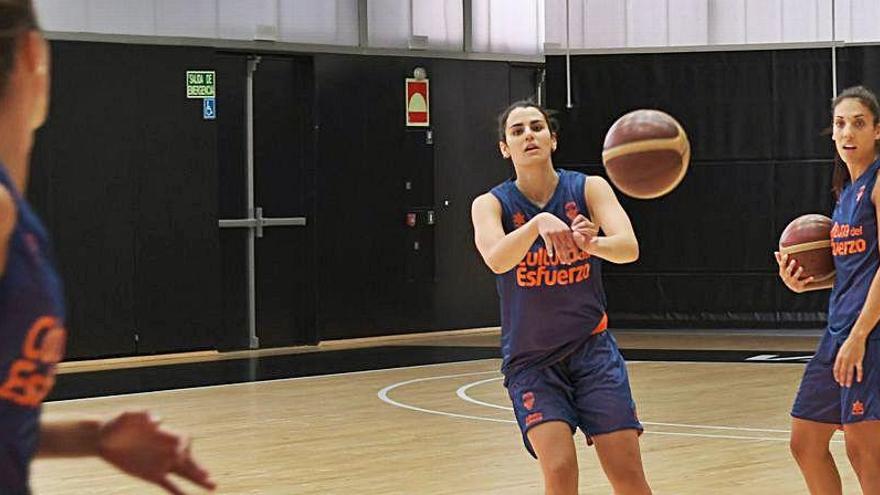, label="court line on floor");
[379,370,843,443]
[378,371,513,424]
[455,377,795,434]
